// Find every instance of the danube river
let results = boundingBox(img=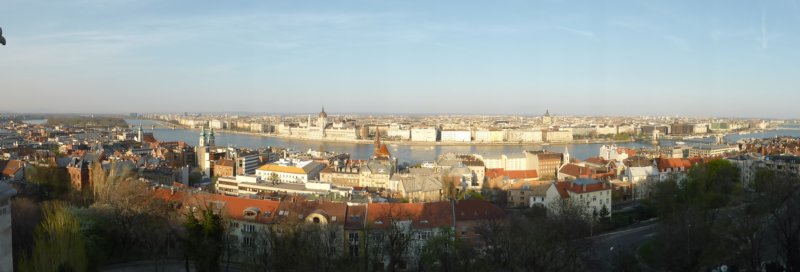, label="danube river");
[124,120,800,164]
